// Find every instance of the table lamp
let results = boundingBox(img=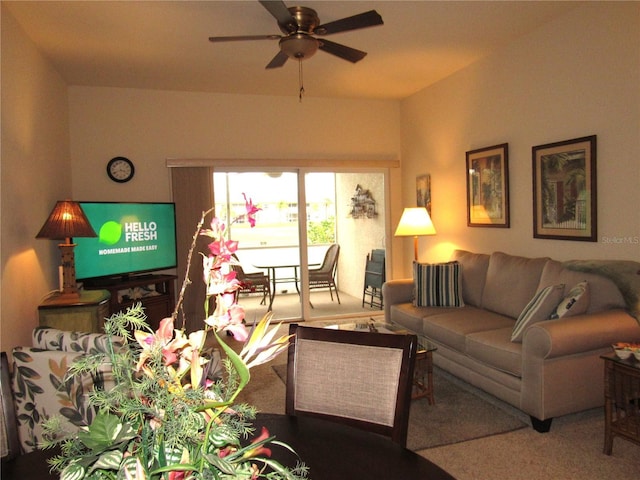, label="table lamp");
[36,200,97,299]
[394,207,436,261]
